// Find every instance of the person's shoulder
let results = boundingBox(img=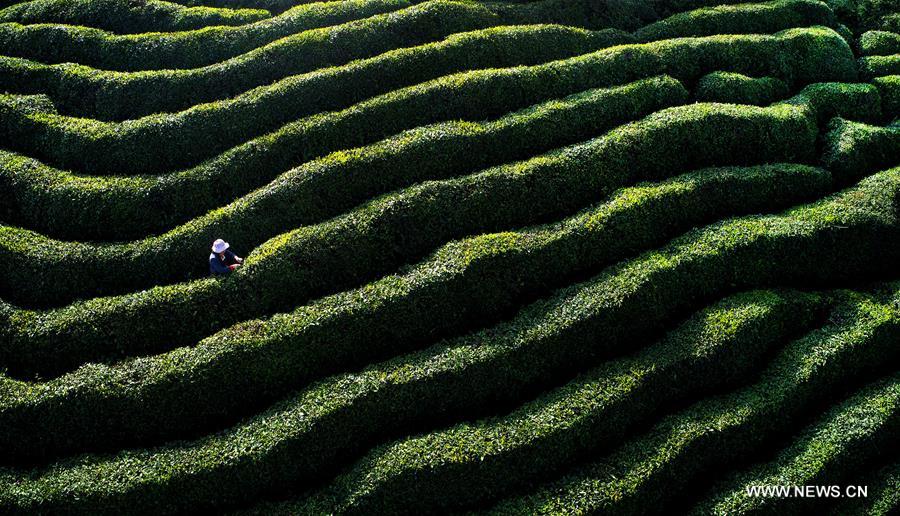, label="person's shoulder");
[209,253,217,260]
